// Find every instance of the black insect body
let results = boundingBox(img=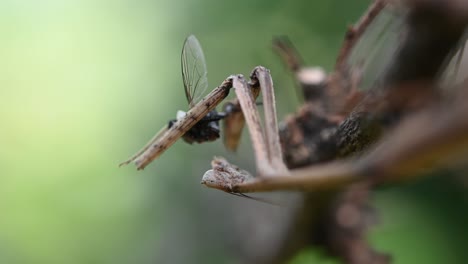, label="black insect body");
[168,110,227,144]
